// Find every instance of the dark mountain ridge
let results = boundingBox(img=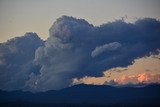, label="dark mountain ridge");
[0,84,160,107]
